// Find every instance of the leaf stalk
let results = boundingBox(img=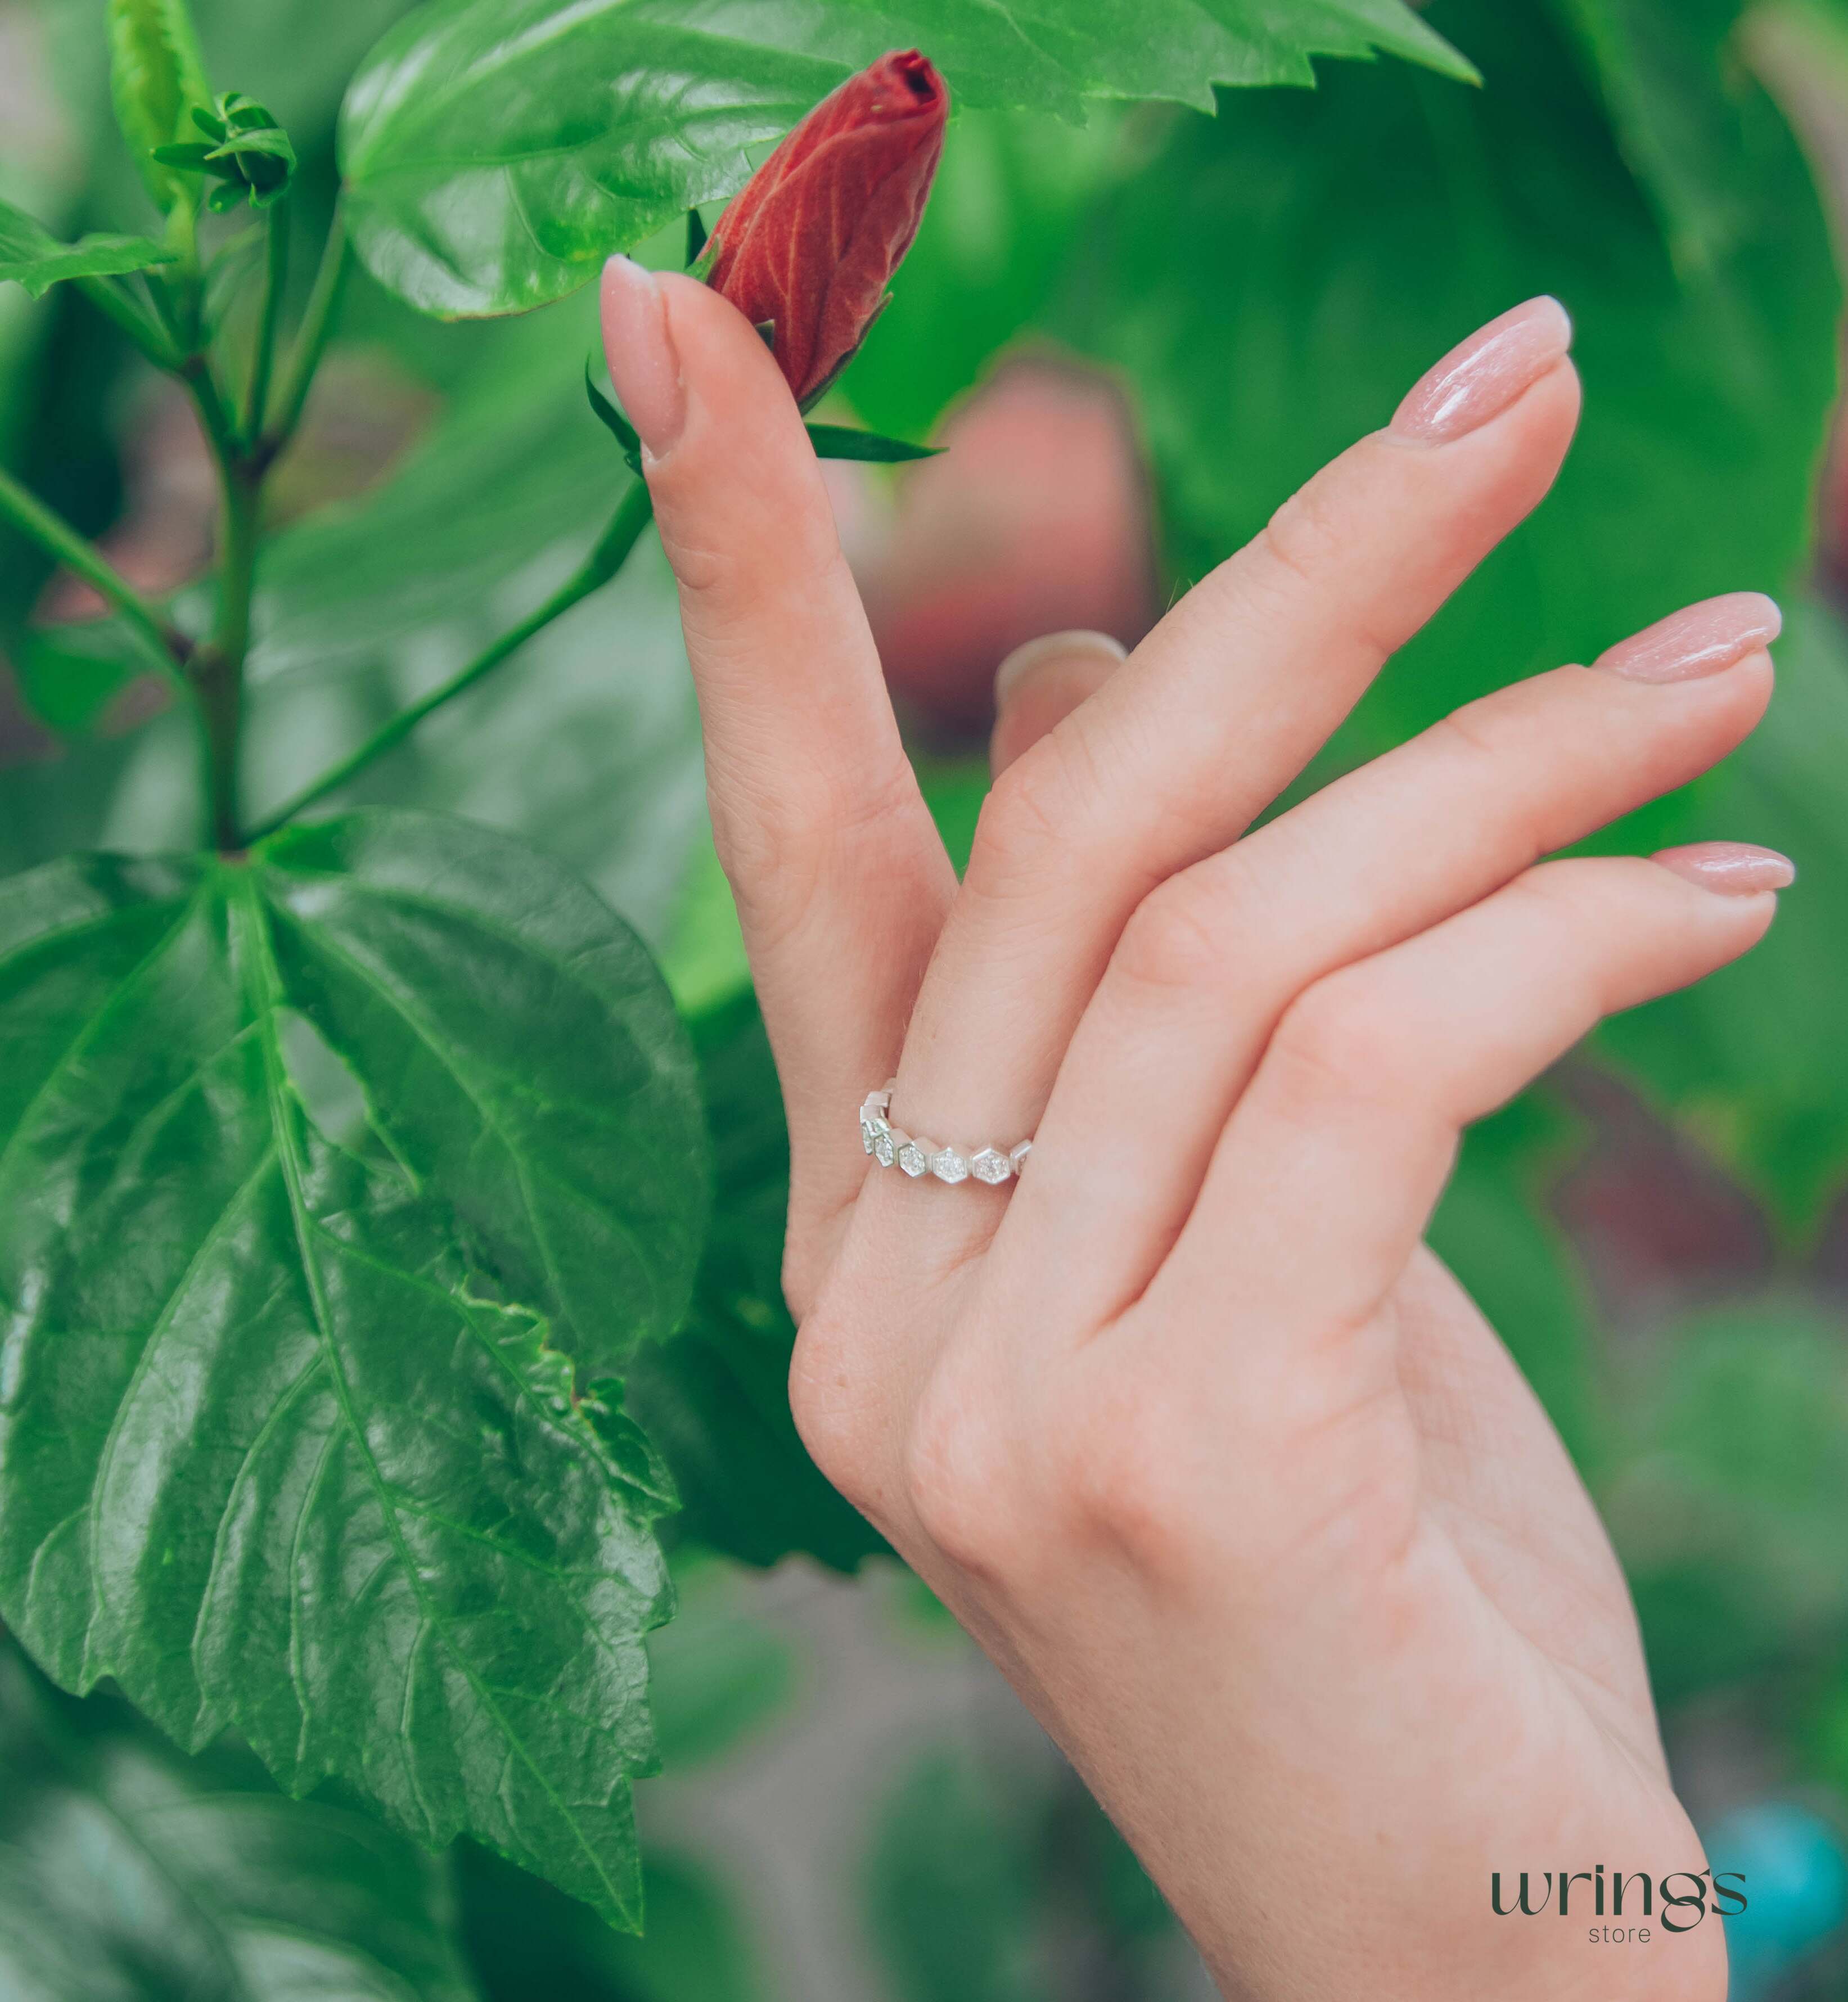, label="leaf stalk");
[243,480,656,842]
